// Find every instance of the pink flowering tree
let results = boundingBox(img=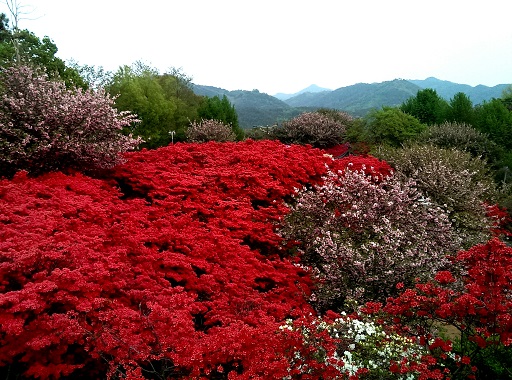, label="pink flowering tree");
[280,161,459,311]
[271,111,350,148]
[185,119,236,142]
[0,65,141,177]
